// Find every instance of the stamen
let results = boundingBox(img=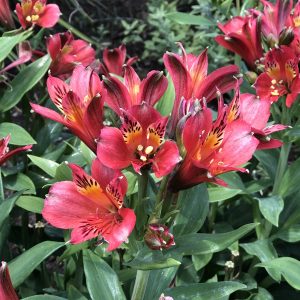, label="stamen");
[140,155,147,162]
[137,145,143,151]
[271,79,277,84]
[145,146,154,154]
[26,16,32,22]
